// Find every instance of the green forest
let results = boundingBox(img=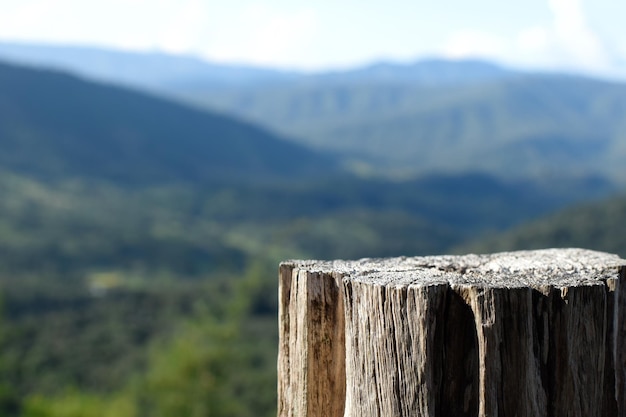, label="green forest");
[2,179,623,417]
[0,55,625,417]
[0,173,280,416]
